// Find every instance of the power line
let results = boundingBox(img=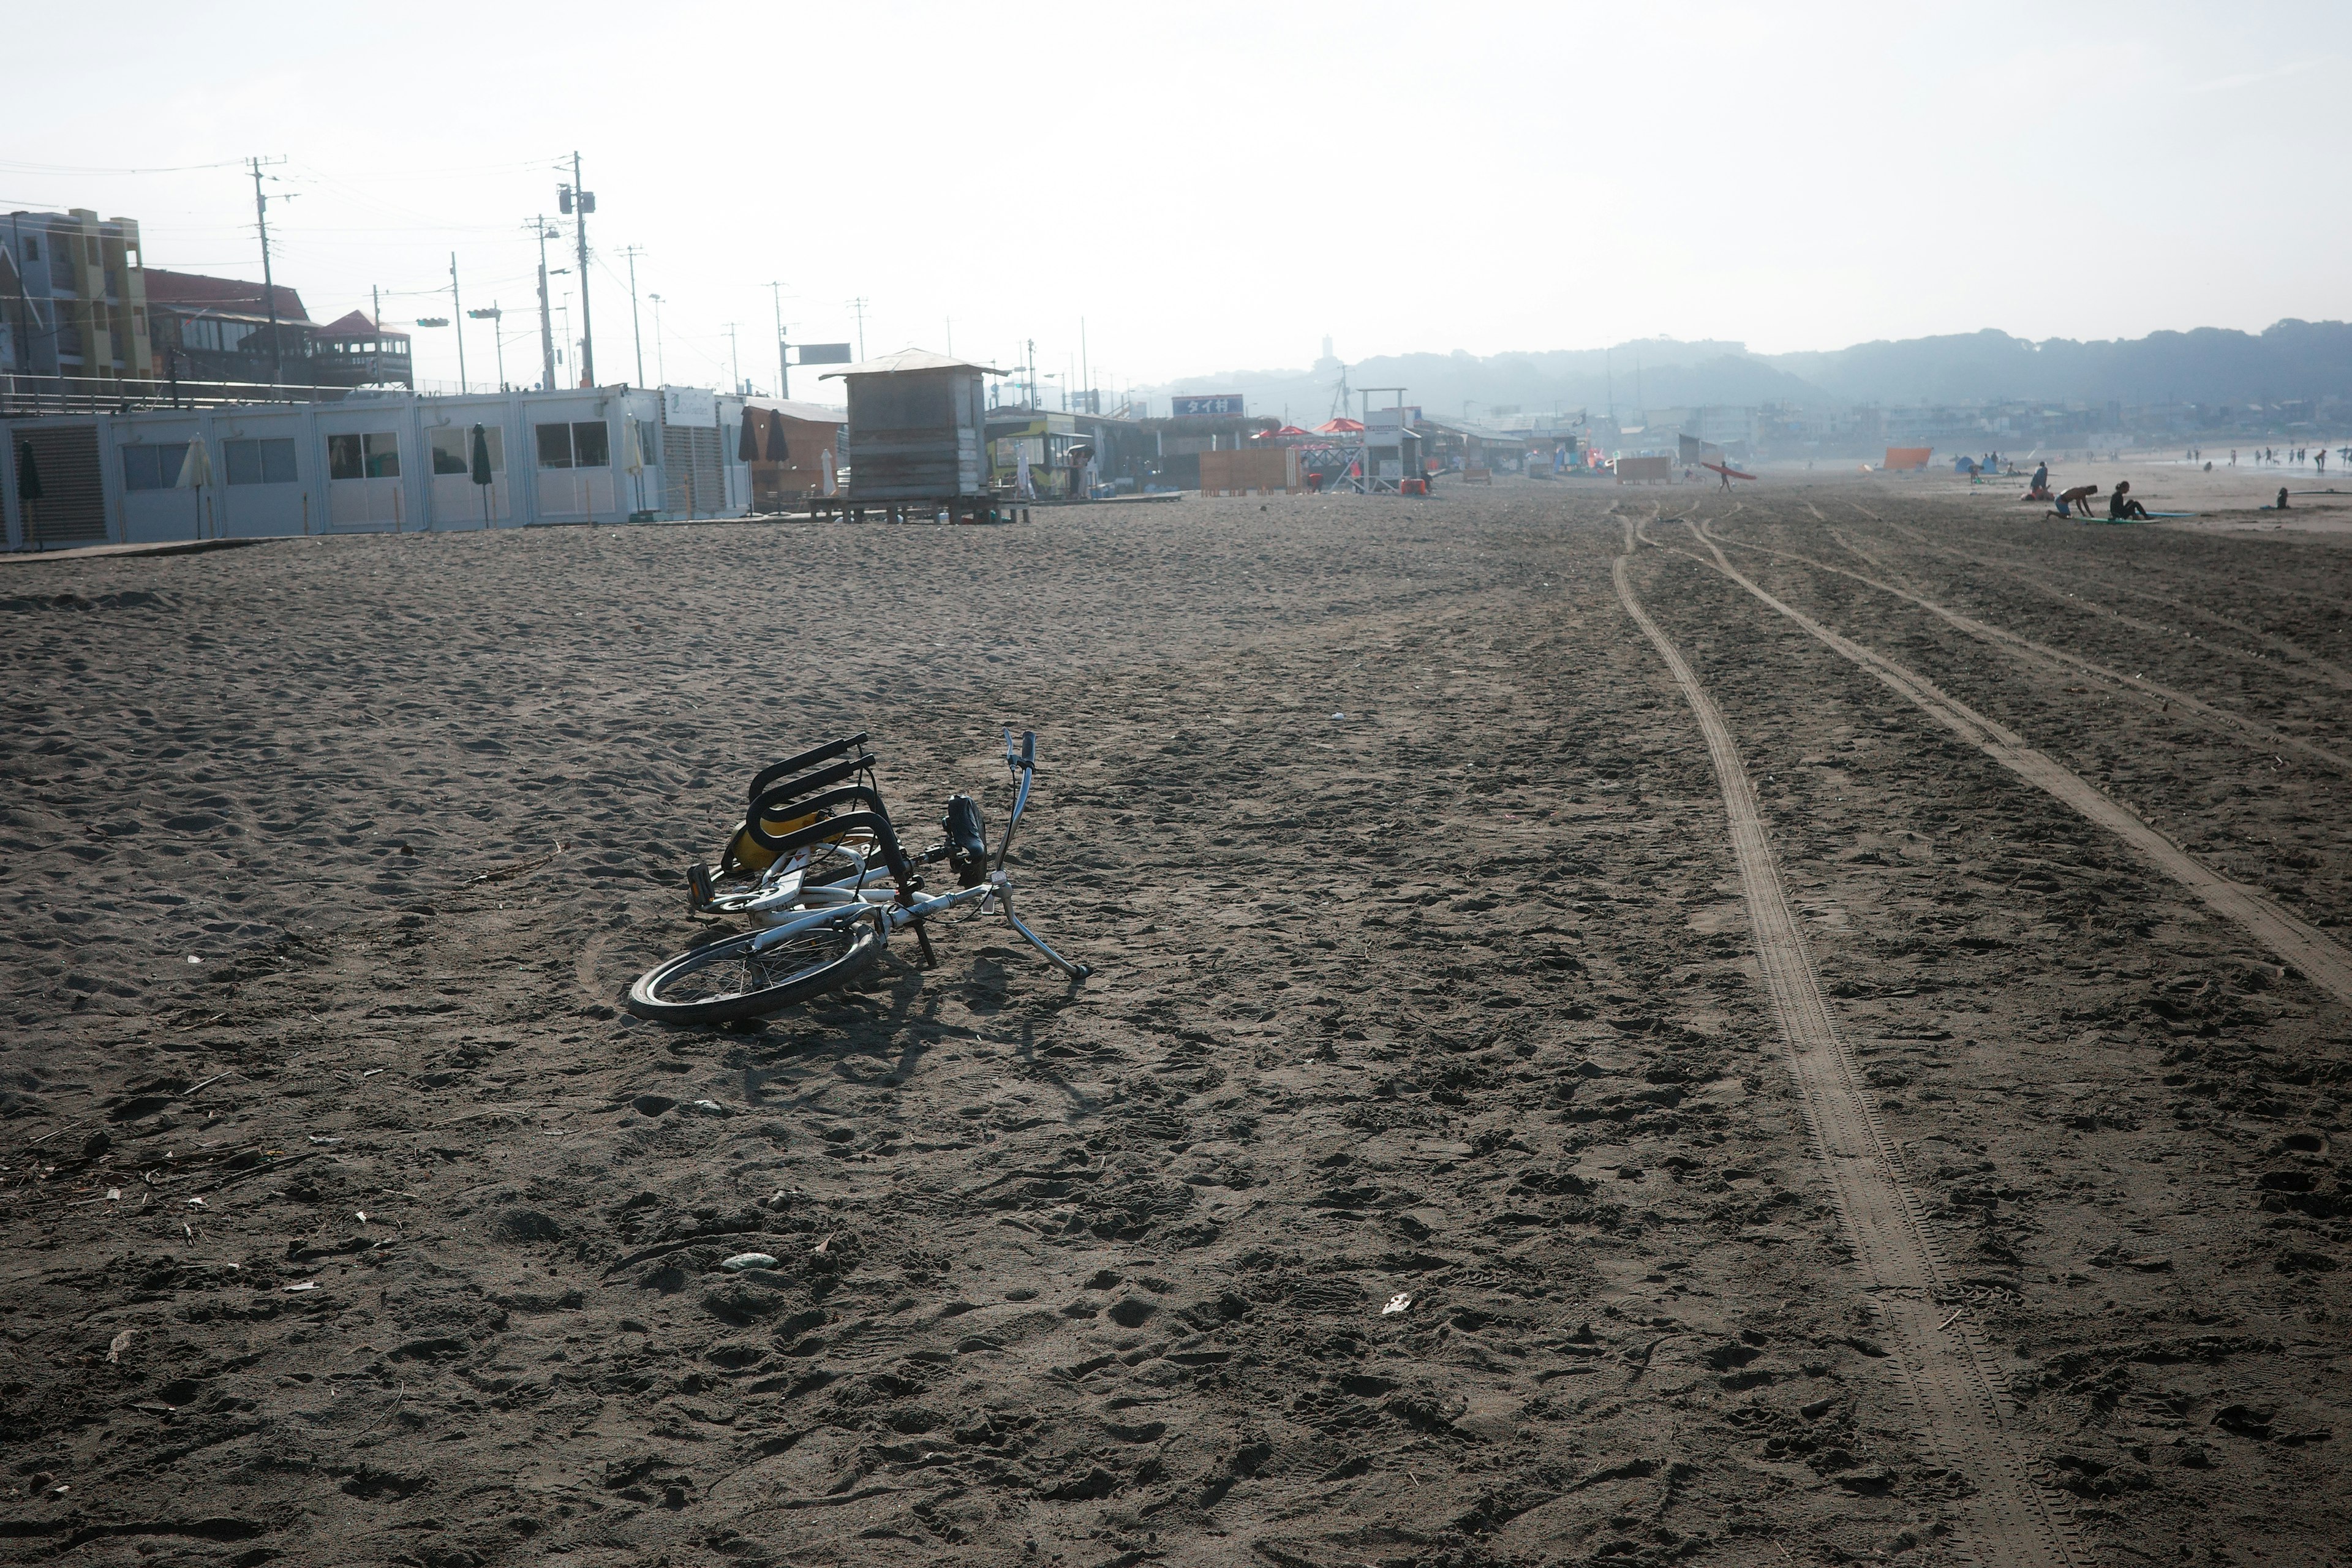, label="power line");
[0,157,248,175]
